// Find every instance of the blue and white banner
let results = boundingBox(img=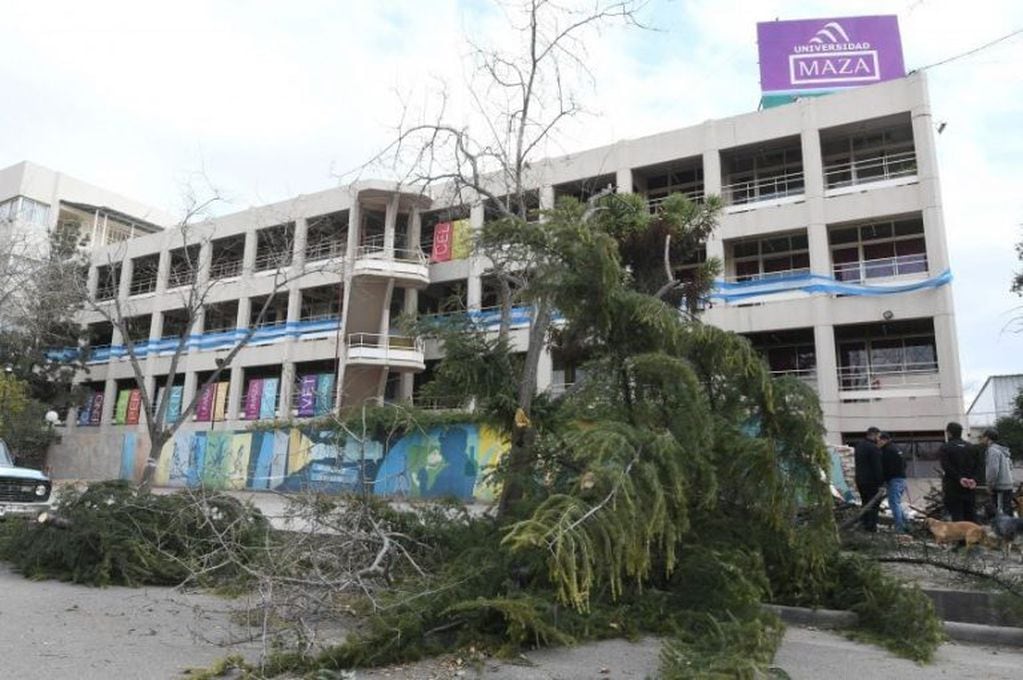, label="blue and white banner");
[709,270,952,303]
